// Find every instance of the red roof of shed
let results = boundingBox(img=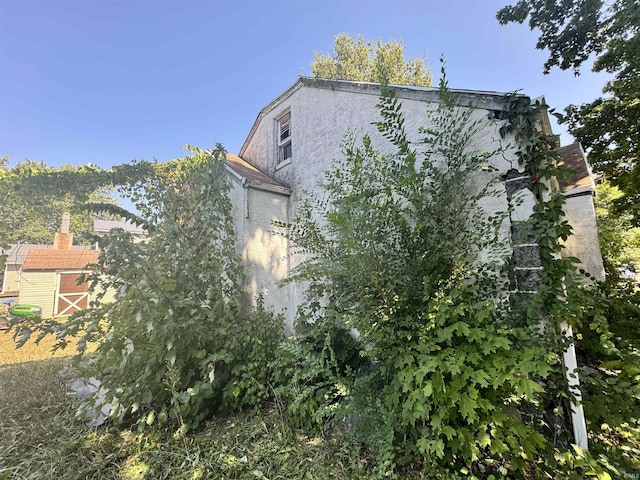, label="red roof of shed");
[22,249,99,271]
